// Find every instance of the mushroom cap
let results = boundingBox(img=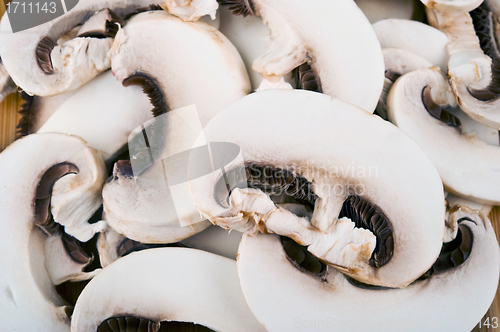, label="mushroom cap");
[190,89,446,288]
[234,0,384,112]
[0,133,106,330]
[237,211,499,332]
[71,247,266,332]
[373,19,450,73]
[387,68,500,204]
[37,70,153,164]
